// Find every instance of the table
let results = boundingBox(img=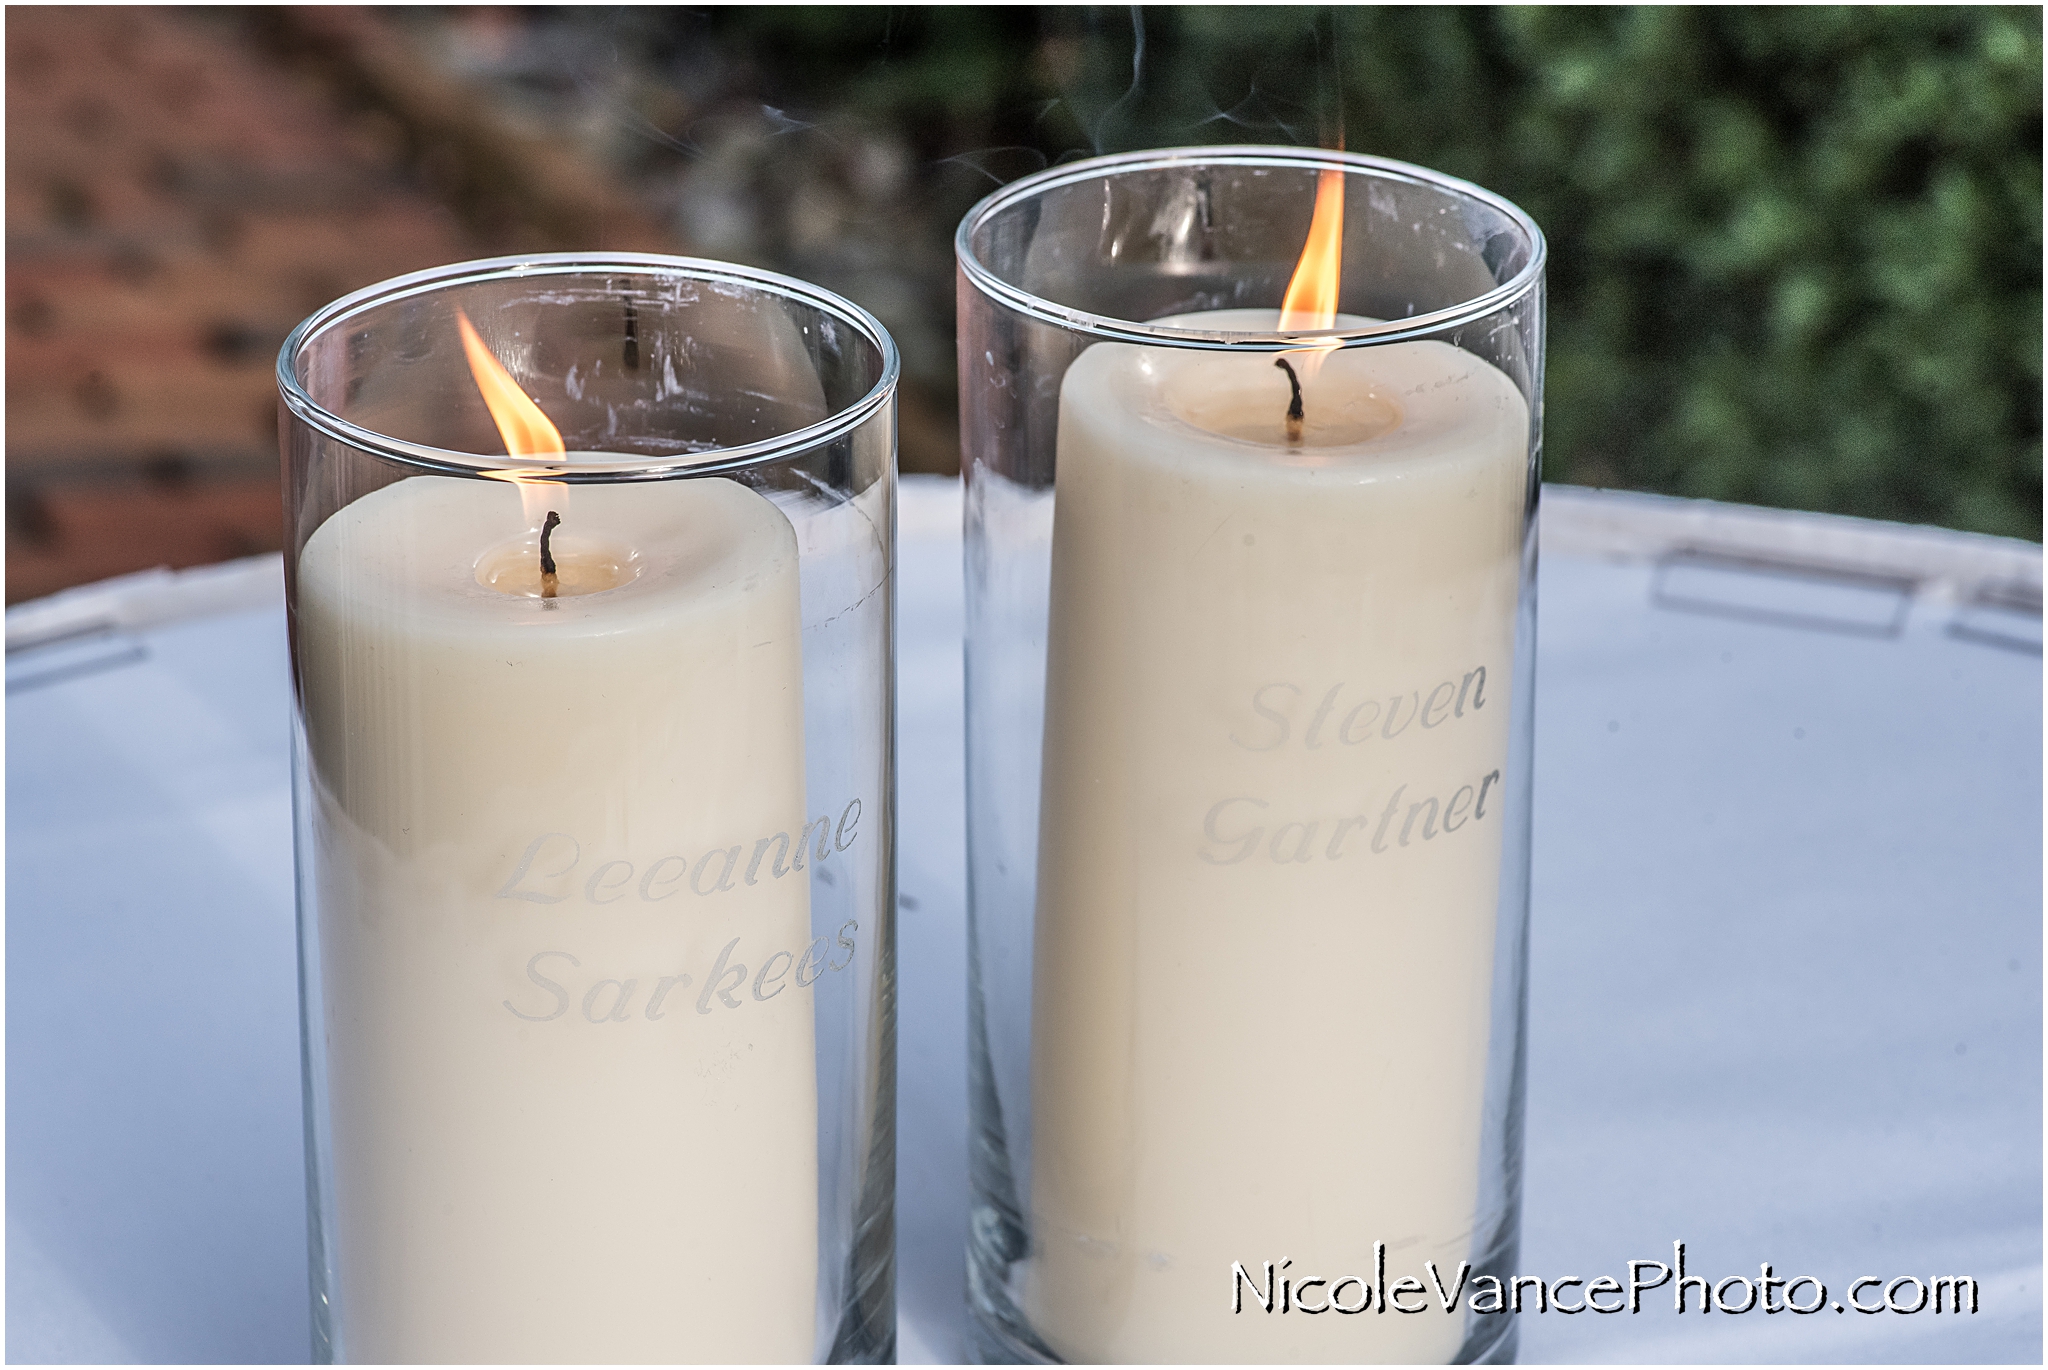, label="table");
[8,478,2040,1363]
